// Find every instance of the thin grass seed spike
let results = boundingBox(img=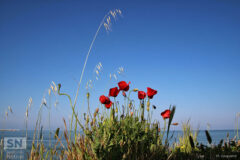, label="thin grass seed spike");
[205,130,212,144]
[73,9,122,109]
[189,136,195,149]
[55,128,60,140]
